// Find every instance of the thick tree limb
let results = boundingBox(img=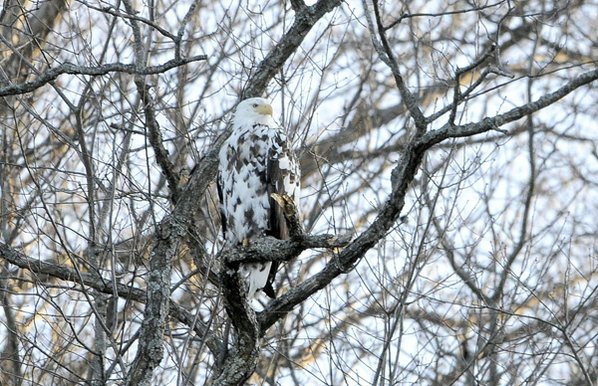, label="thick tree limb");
[212,261,260,385]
